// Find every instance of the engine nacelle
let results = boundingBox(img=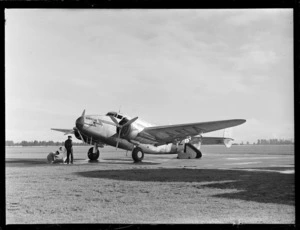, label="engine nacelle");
[119,124,139,141]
